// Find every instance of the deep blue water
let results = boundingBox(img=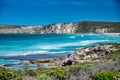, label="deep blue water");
[0,34,120,66]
